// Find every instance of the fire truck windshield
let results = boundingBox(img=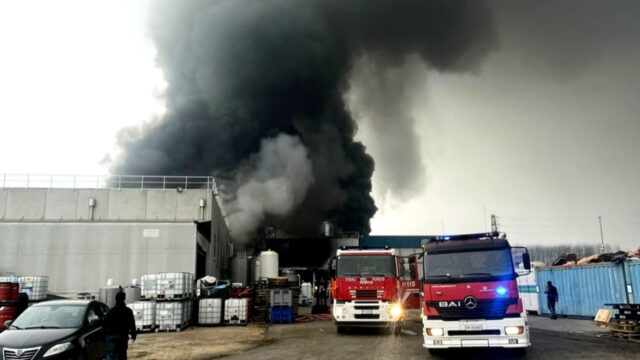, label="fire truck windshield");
[337,255,396,277]
[424,249,514,282]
